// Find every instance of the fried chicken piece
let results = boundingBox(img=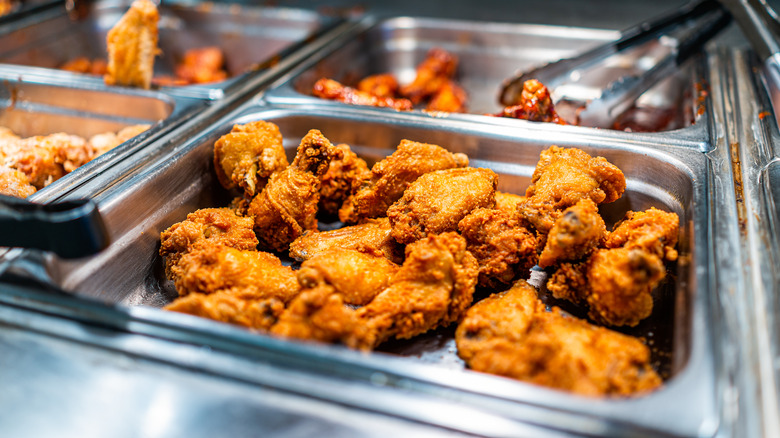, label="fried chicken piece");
[0,167,36,198]
[494,191,526,213]
[213,121,289,199]
[495,79,566,124]
[0,134,71,188]
[165,292,284,331]
[104,0,160,89]
[60,57,109,75]
[248,129,340,252]
[318,143,371,217]
[538,198,606,268]
[357,73,400,99]
[517,146,625,236]
[426,80,468,113]
[340,139,469,223]
[399,48,458,105]
[388,167,498,244]
[458,207,538,289]
[455,280,661,396]
[174,244,300,302]
[297,248,399,306]
[159,207,258,280]
[0,0,14,16]
[313,78,413,111]
[606,207,679,261]
[88,124,150,157]
[288,217,405,264]
[357,232,478,349]
[174,46,228,84]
